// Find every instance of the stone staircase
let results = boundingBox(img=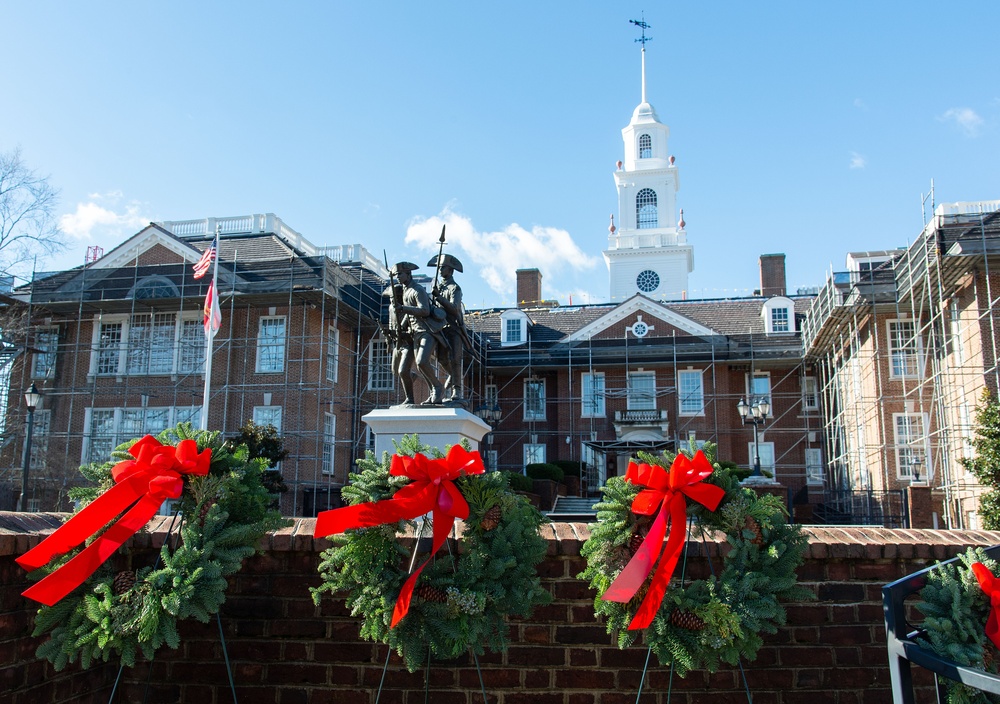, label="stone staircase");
[545,496,598,522]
